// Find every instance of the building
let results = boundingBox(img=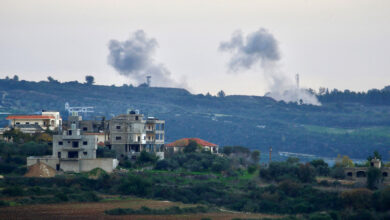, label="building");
[107,110,165,160]
[165,137,219,154]
[27,122,118,173]
[344,158,389,182]
[6,111,62,132]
